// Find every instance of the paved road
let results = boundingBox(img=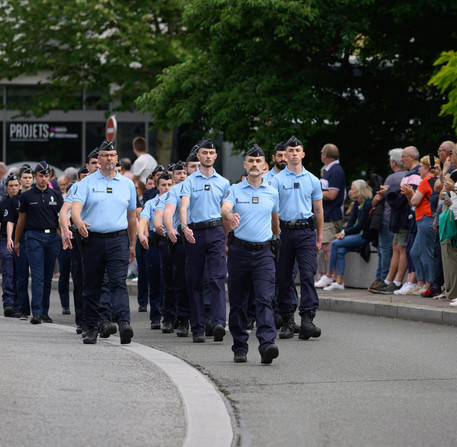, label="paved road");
[4,285,457,446]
